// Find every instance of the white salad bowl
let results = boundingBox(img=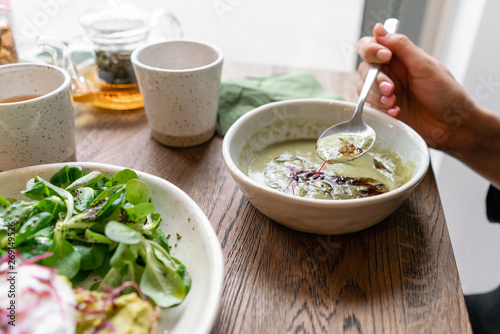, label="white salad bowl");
[222,99,430,235]
[0,162,224,334]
